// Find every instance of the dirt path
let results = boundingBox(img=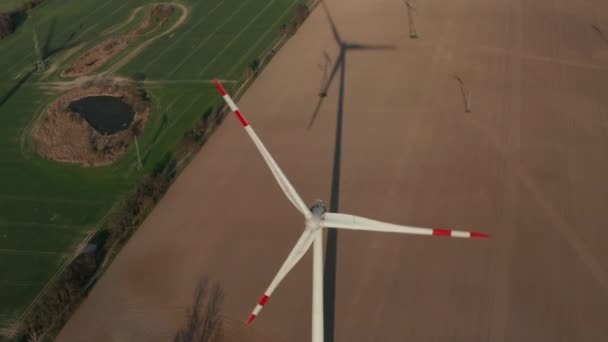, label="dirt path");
[101,5,144,36]
[58,0,608,341]
[40,45,83,80]
[104,3,189,74]
[60,3,188,78]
